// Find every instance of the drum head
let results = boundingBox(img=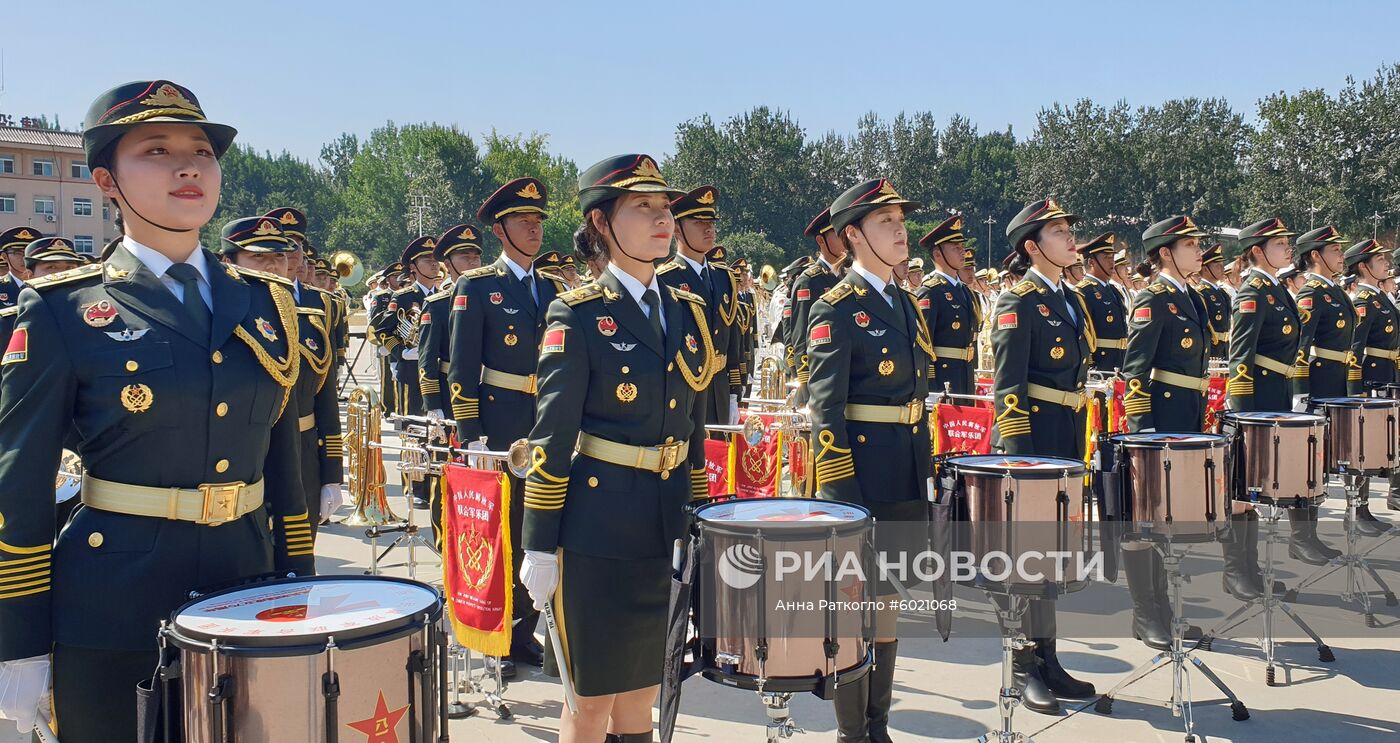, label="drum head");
[170,576,441,651]
[1225,411,1326,426]
[696,497,869,526]
[1313,396,1399,409]
[1112,432,1227,449]
[945,454,1085,478]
